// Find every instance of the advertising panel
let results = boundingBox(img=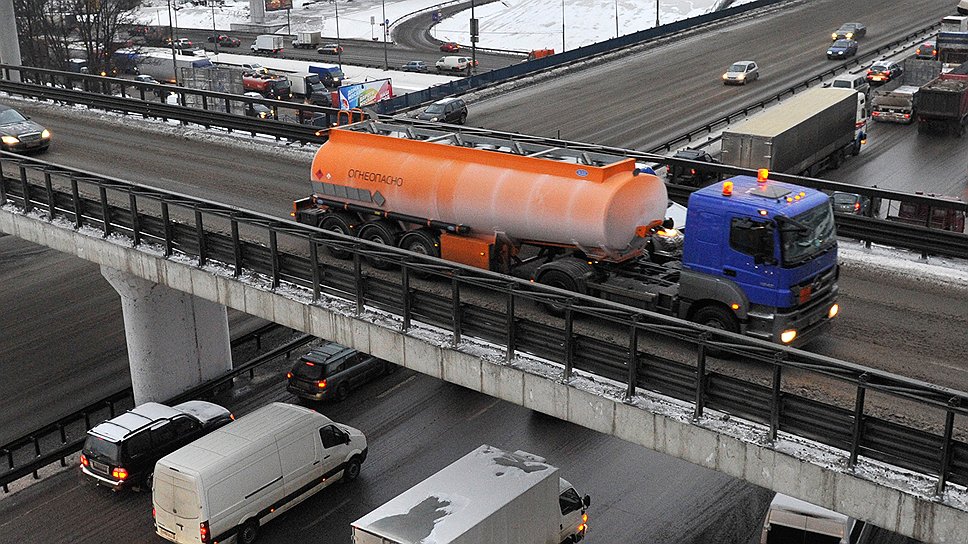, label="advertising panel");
[265,0,292,12]
[338,78,393,109]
